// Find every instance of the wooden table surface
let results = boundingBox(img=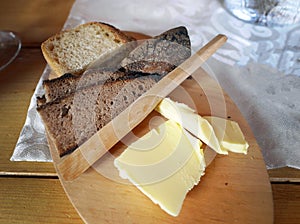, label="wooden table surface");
[0,1,299,223]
